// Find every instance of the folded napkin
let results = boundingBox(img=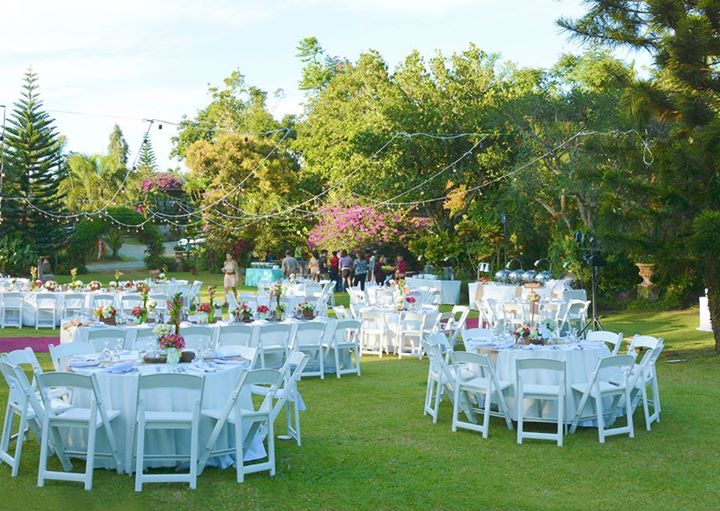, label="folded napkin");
[214,359,246,366]
[105,361,136,374]
[68,355,100,368]
[116,350,139,361]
